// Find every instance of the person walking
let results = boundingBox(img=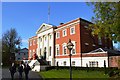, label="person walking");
[24,63,31,80]
[18,62,23,79]
[9,63,16,80]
